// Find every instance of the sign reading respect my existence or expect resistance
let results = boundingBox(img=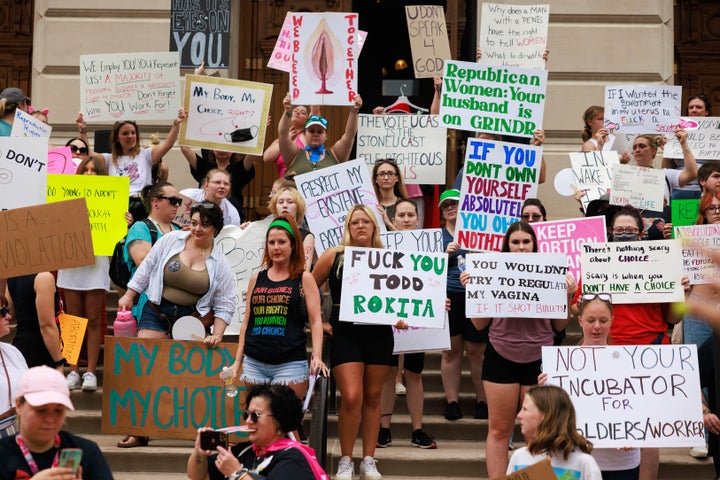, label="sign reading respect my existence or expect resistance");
[478,3,550,69]
[543,345,704,448]
[169,0,230,69]
[404,5,451,78]
[604,85,682,134]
